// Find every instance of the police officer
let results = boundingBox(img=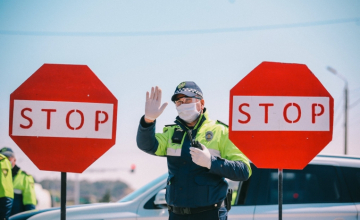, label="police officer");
[0,147,37,216]
[137,82,251,220]
[0,151,13,220]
